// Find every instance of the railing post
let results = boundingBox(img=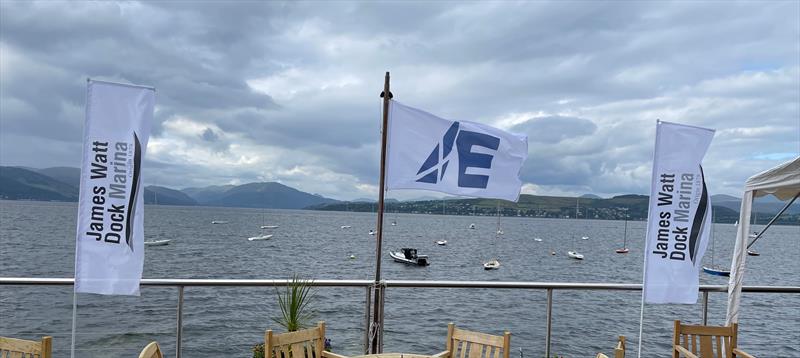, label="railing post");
[702,291,709,325]
[378,281,386,353]
[545,288,553,358]
[364,285,372,354]
[176,285,184,358]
